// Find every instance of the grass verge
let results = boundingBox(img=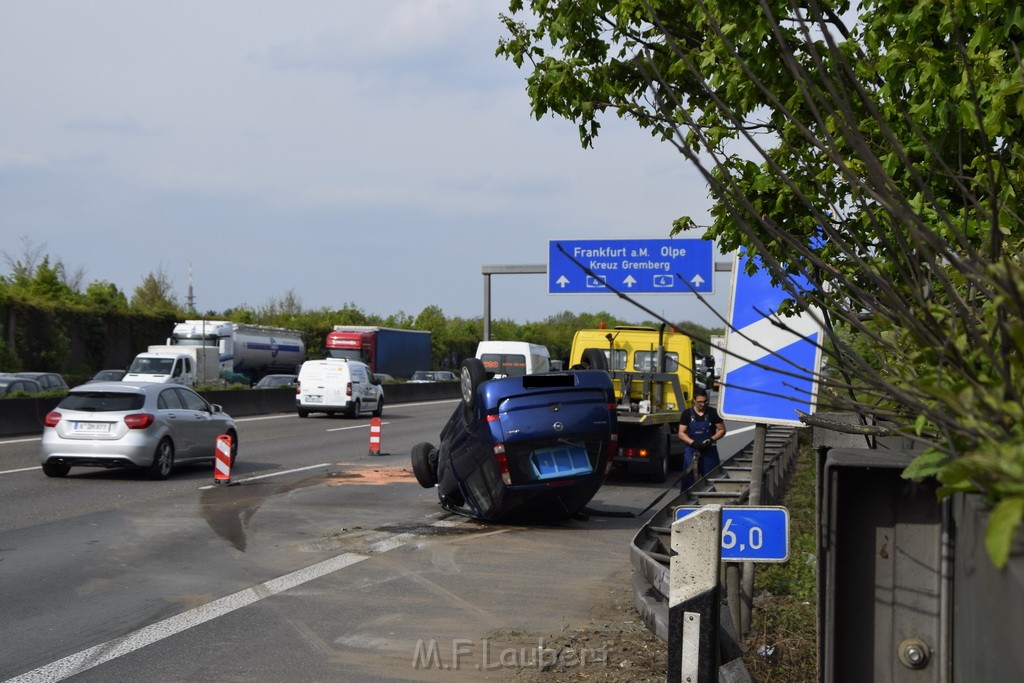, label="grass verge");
[741,438,818,682]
